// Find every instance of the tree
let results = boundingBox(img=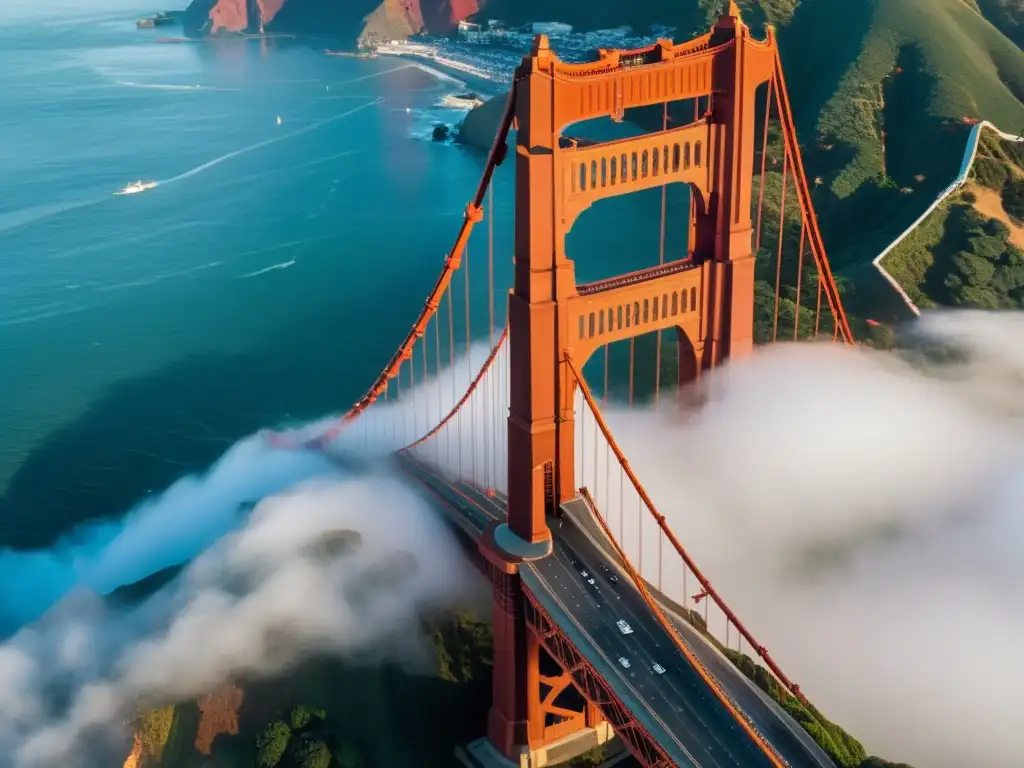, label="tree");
[256,720,291,768]
[290,706,326,731]
[286,735,332,768]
